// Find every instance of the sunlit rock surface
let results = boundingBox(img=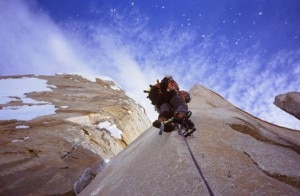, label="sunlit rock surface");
[274,91,300,120]
[81,84,300,196]
[0,74,150,195]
